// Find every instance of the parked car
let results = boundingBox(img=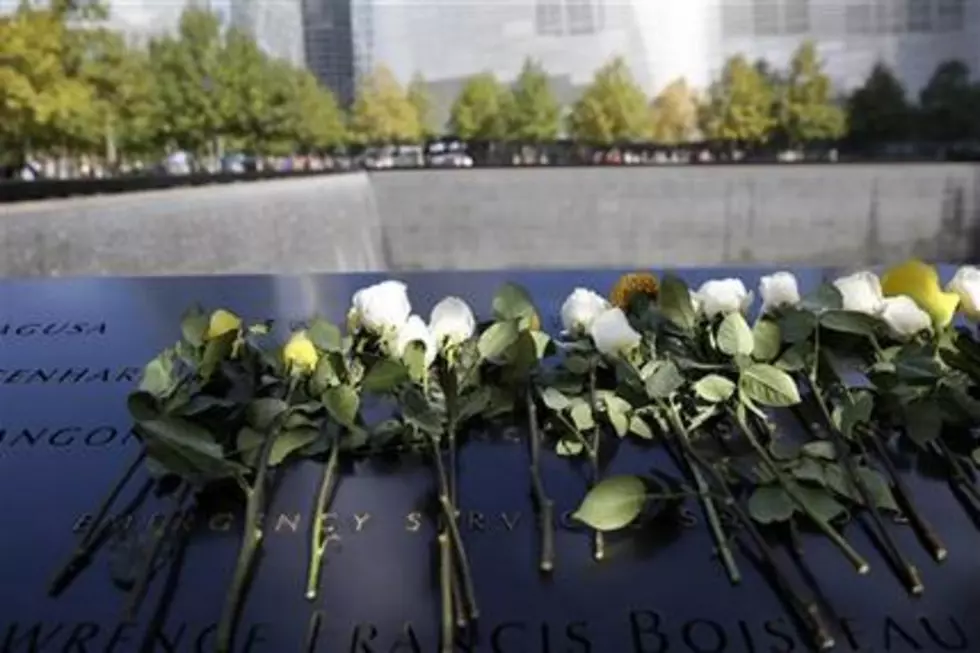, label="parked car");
[427,141,473,168]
